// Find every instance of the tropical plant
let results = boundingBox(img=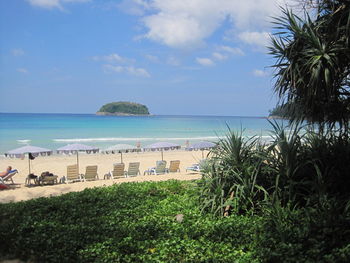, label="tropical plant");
[199,128,268,216]
[302,128,350,203]
[263,120,308,205]
[269,2,350,132]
